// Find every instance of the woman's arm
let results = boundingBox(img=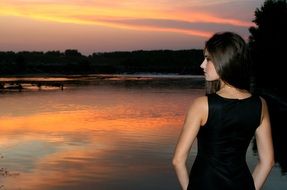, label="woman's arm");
[172,96,208,190]
[252,97,275,190]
